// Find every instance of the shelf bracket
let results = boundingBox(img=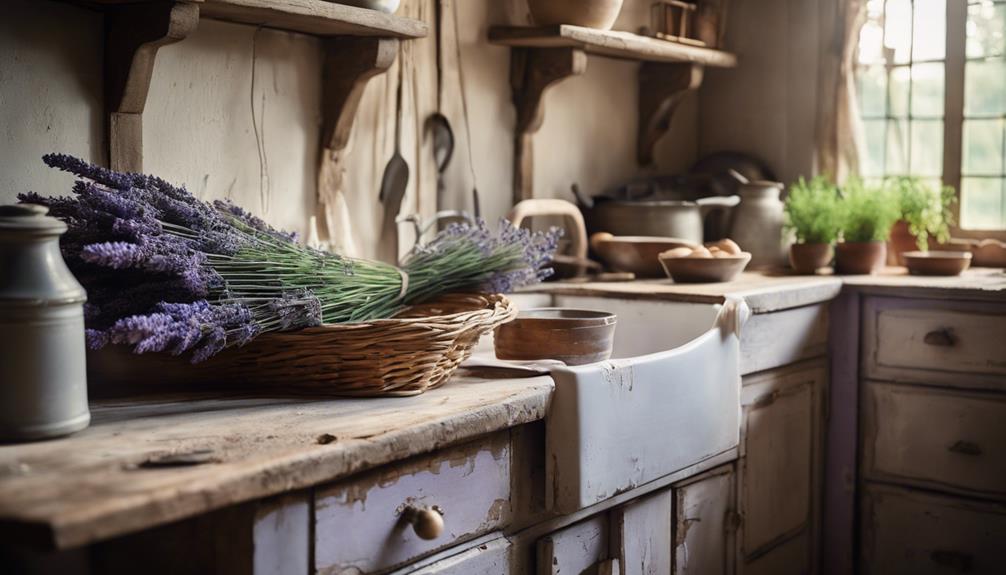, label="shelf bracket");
[105,2,199,173]
[320,37,398,153]
[316,37,398,243]
[510,47,587,203]
[637,62,703,166]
